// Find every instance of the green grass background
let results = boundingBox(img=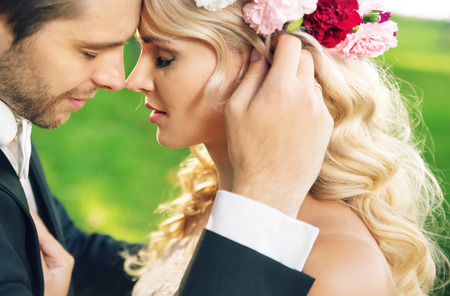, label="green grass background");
[31,16,449,290]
